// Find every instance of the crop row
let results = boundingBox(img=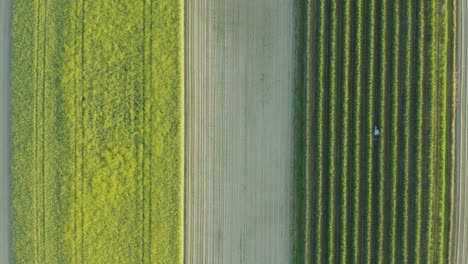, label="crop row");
[339,0,351,262]
[312,0,326,262]
[376,0,388,263]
